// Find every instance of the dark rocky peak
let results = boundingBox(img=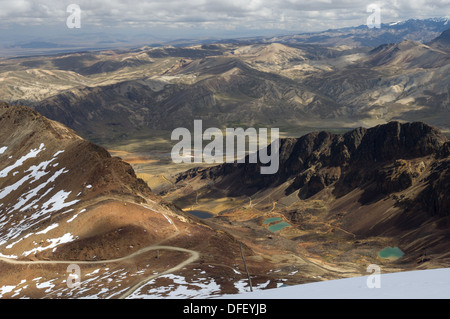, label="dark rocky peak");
[177,121,447,199]
[350,121,447,163]
[264,121,445,181]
